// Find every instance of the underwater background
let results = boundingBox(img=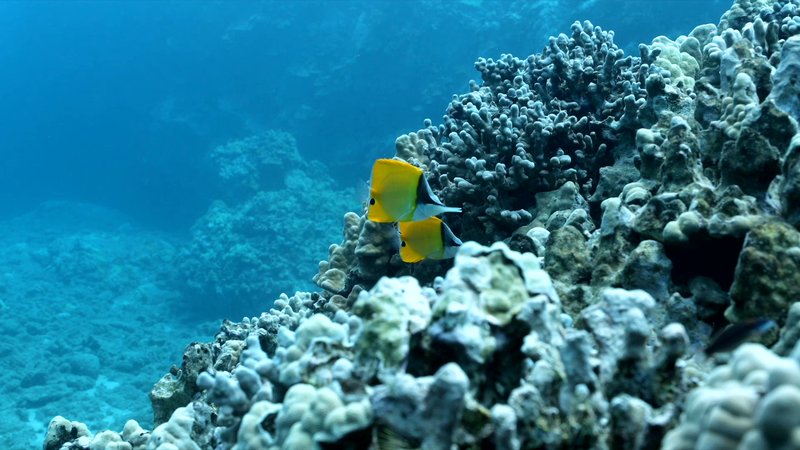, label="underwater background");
[0,0,763,448]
